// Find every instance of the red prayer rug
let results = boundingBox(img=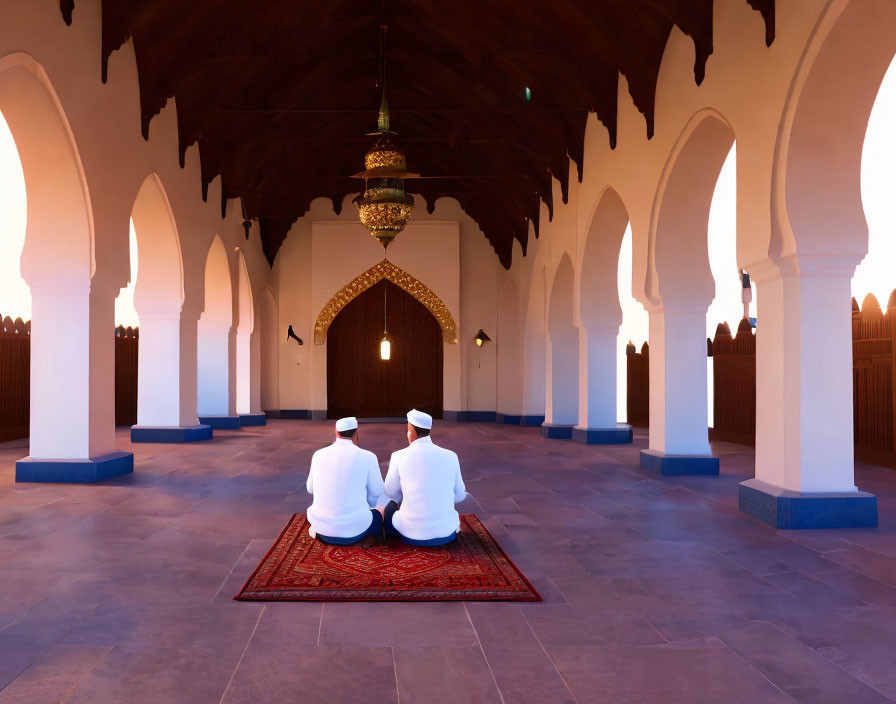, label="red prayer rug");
[234,513,541,602]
